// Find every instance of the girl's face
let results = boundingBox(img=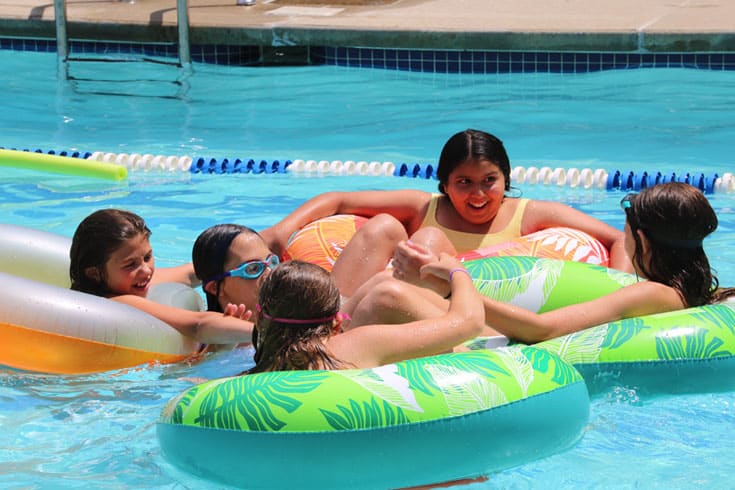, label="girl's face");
[444,158,507,225]
[216,233,274,310]
[101,233,155,297]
